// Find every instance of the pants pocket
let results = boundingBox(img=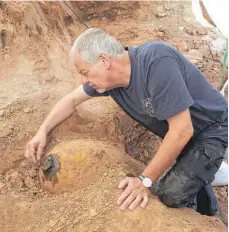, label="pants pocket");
[196,147,224,184]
